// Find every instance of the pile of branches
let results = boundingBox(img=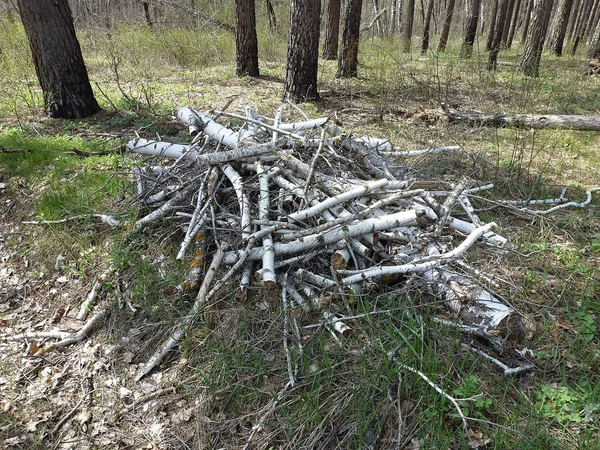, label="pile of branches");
[124,104,537,382]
